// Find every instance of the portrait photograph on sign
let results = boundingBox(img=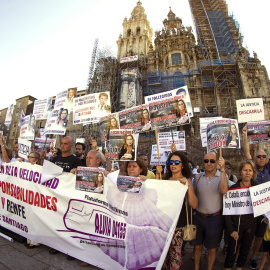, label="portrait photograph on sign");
[76,167,105,194]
